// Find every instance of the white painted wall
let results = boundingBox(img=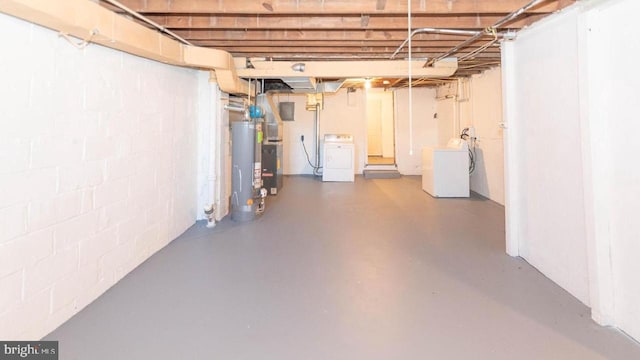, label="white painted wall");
[320,90,369,173]
[467,69,505,205]
[578,0,640,341]
[0,14,202,339]
[436,97,456,147]
[281,94,319,175]
[282,88,438,176]
[504,4,590,305]
[503,0,640,341]
[395,87,438,175]
[282,89,367,175]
